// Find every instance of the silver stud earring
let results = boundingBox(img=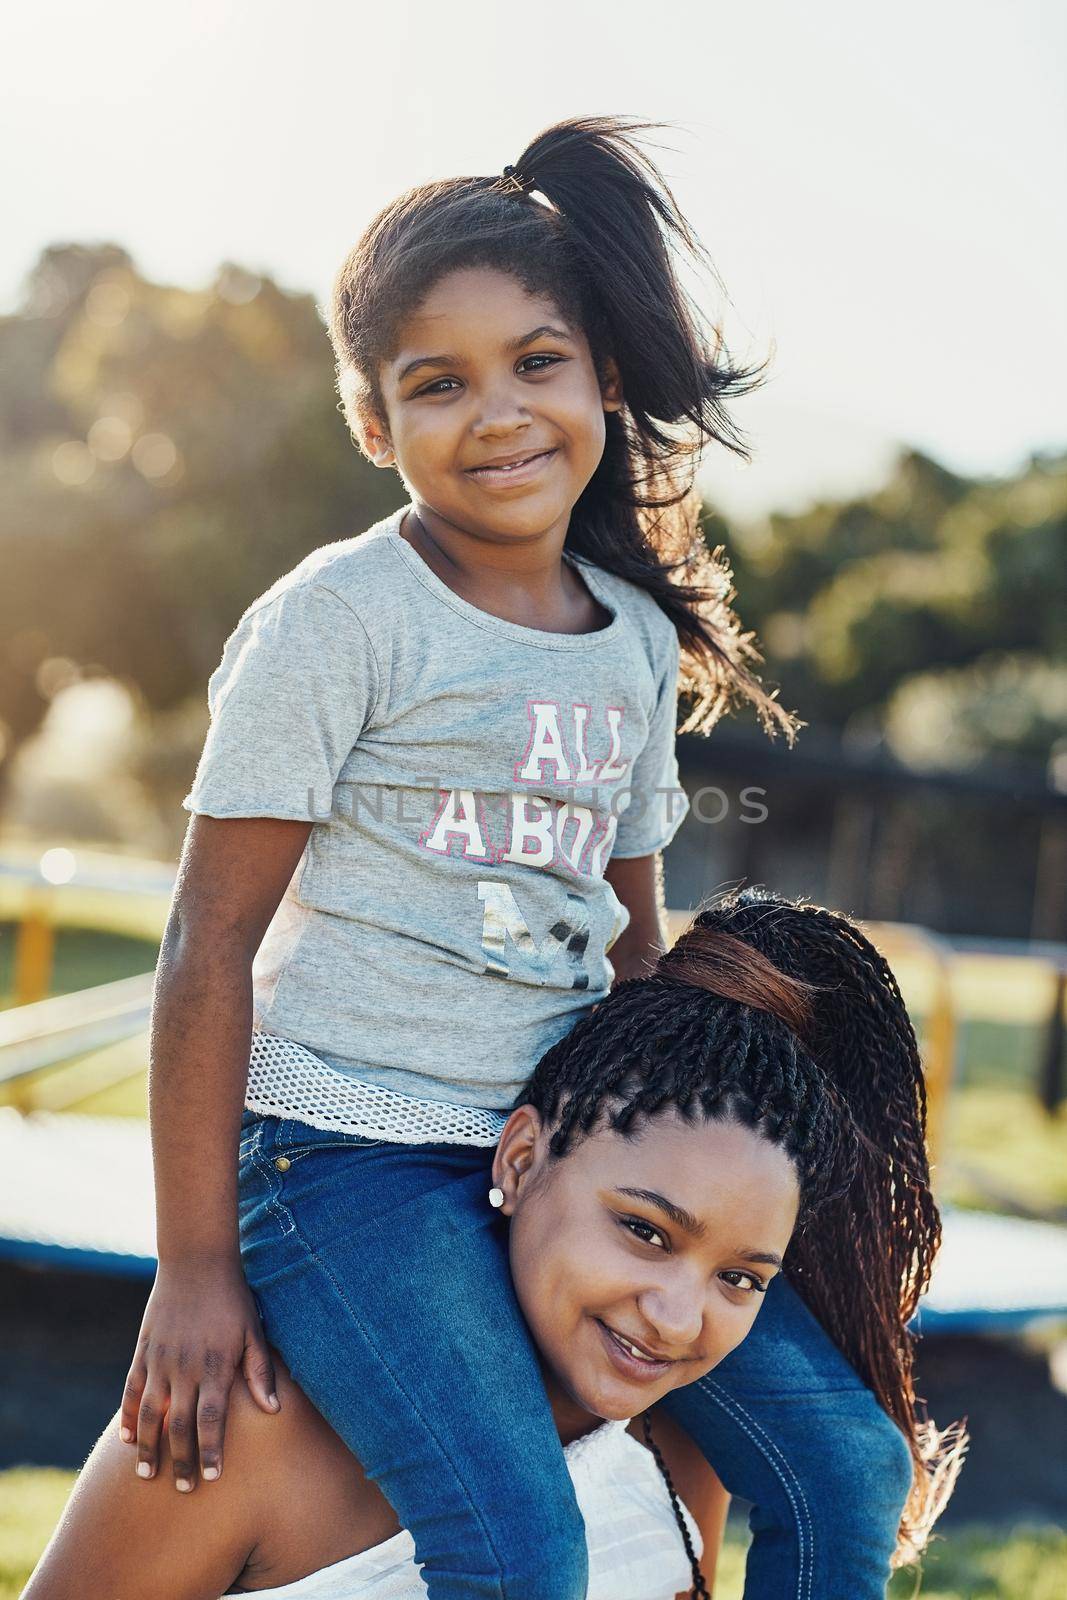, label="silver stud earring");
[488,1186,505,1209]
